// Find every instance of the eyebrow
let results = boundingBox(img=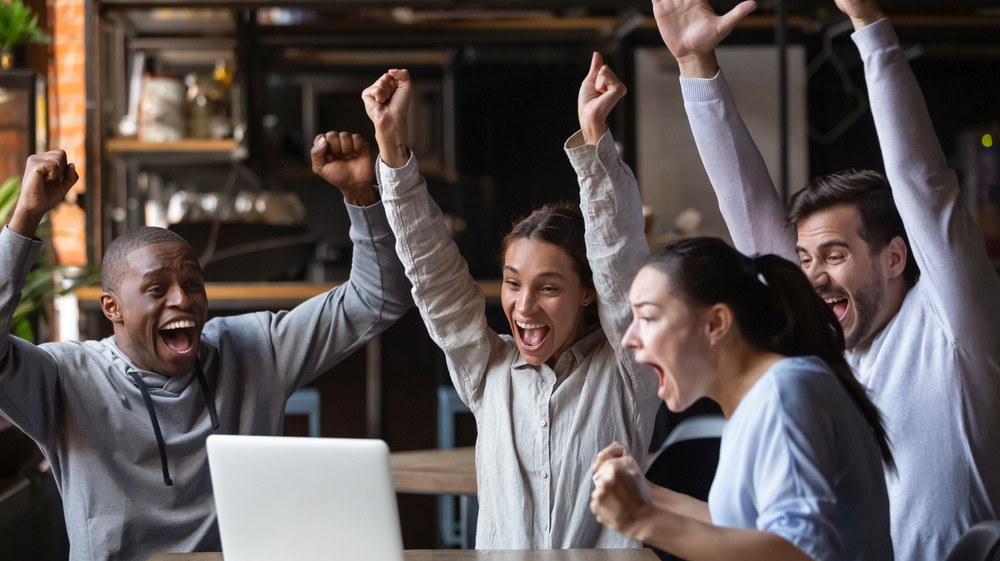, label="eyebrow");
[796,239,850,253]
[502,266,568,280]
[632,301,663,310]
[140,261,201,280]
